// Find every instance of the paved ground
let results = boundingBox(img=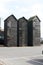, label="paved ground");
[0,55,43,65]
[0,44,43,65]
